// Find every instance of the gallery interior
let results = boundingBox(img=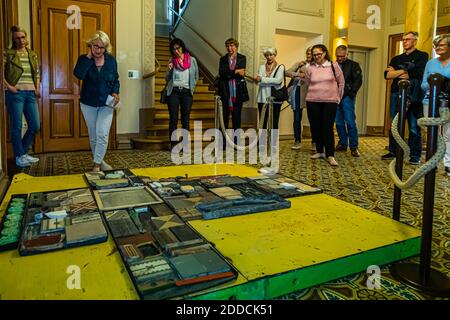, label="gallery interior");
[0,0,449,300]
